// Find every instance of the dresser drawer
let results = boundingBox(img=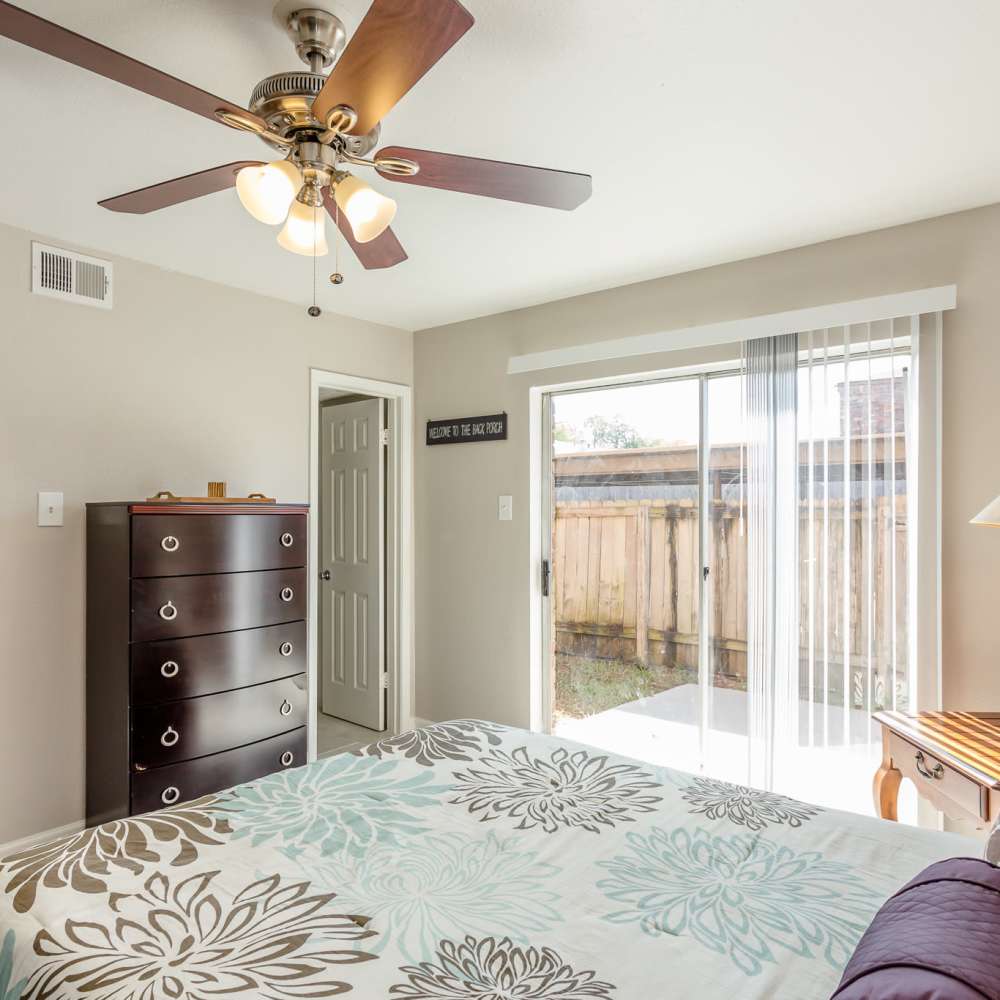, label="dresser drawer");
[131,674,306,768]
[131,728,306,814]
[131,568,306,642]
[131,513,306,578]
[889,730,986,820]
[131,621,306,705]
